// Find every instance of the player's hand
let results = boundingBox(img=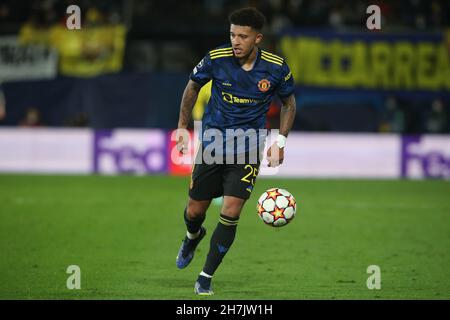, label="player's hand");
[267,143,284,167]
[175,129,189,155]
